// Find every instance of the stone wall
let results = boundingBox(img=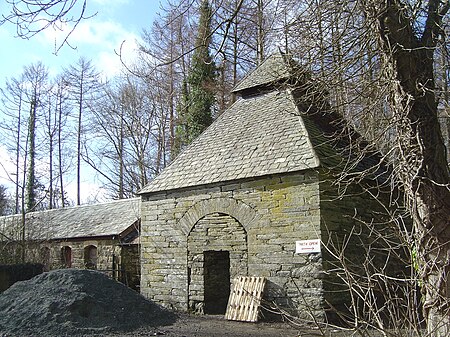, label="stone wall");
[0,239,133,280]
[47,239,120,273]
[140,170,324,318]
[318,175,409,324]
